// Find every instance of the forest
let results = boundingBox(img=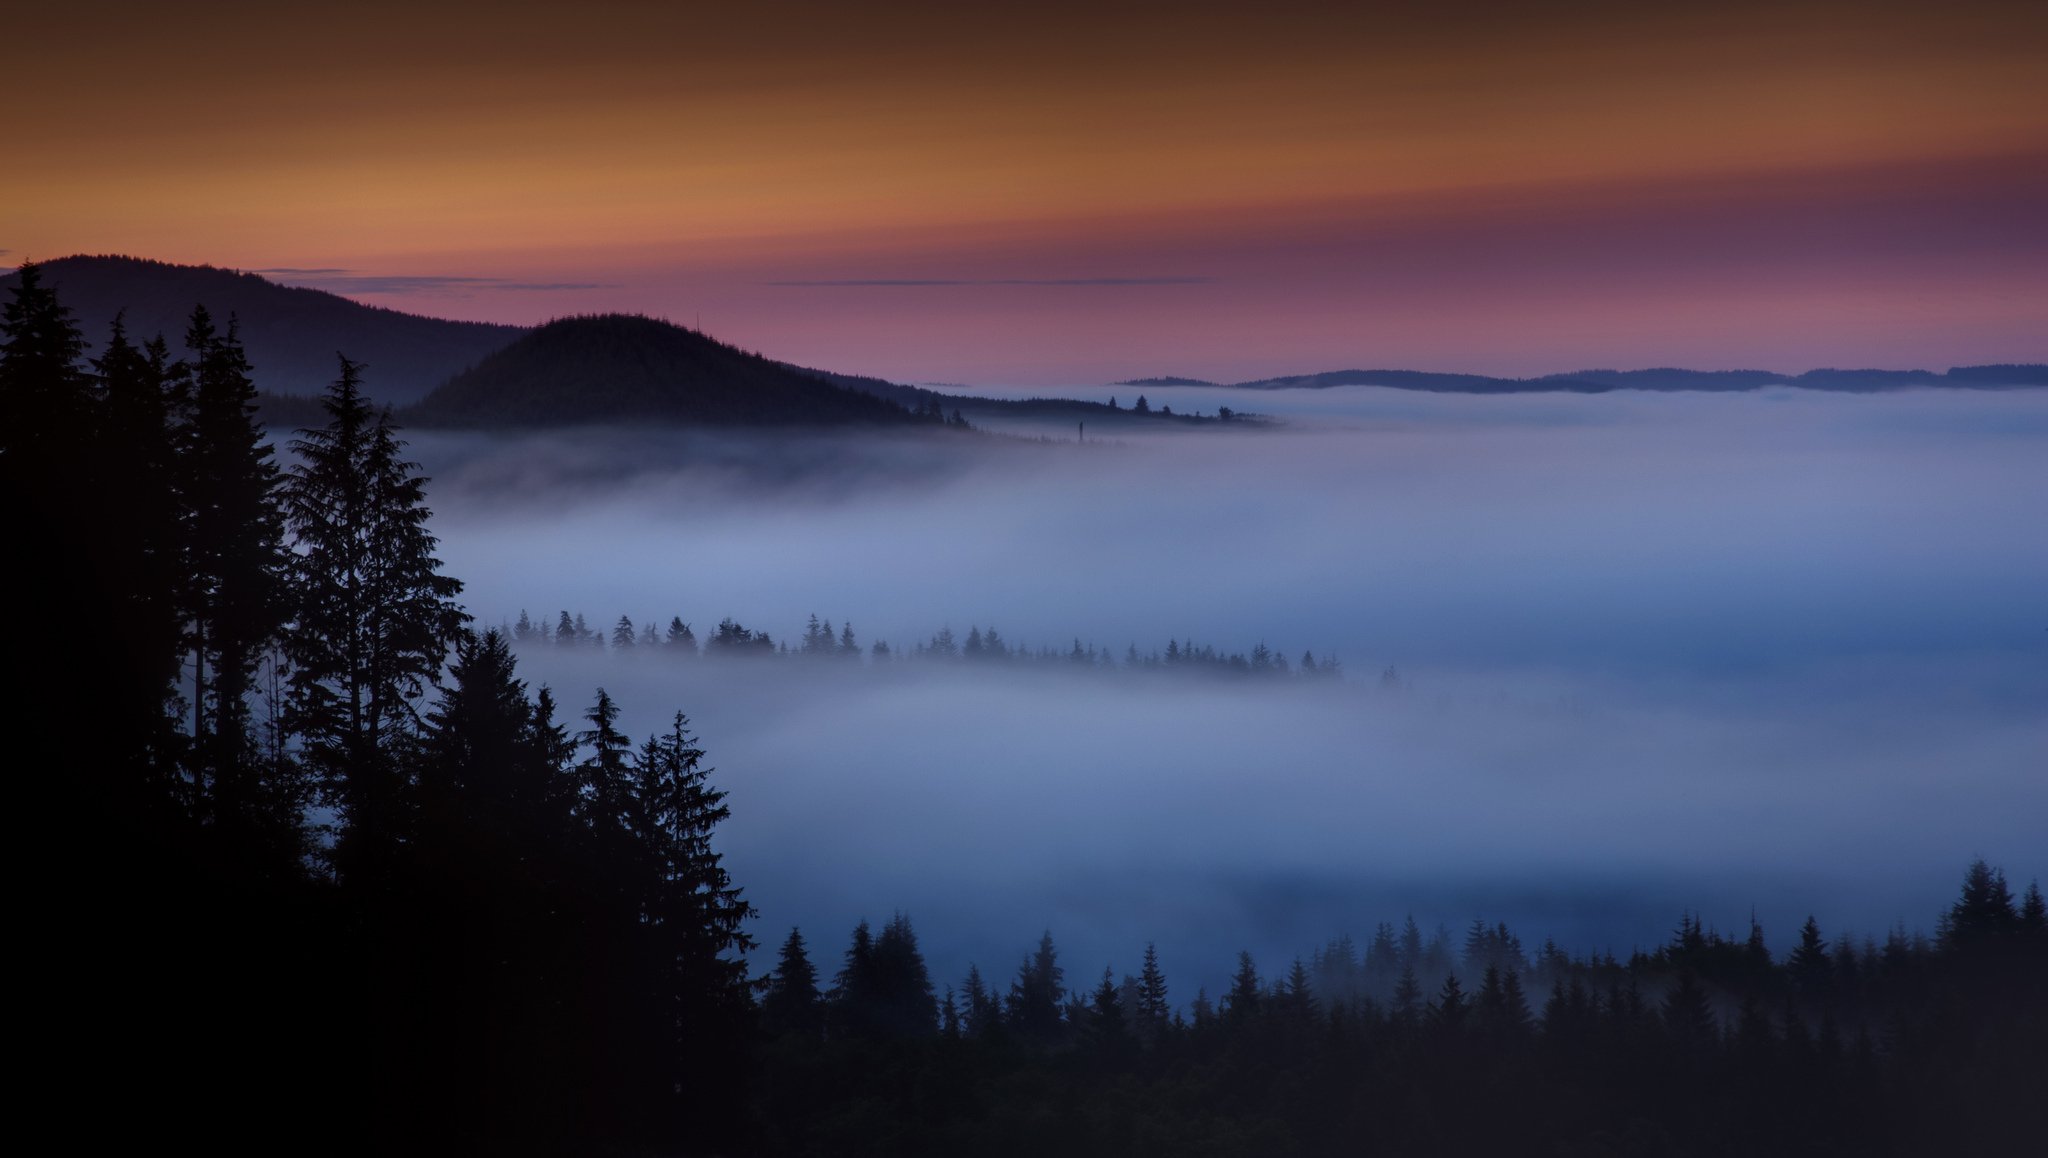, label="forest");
[502,608,1348,681]
[5,261,2043,1155]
